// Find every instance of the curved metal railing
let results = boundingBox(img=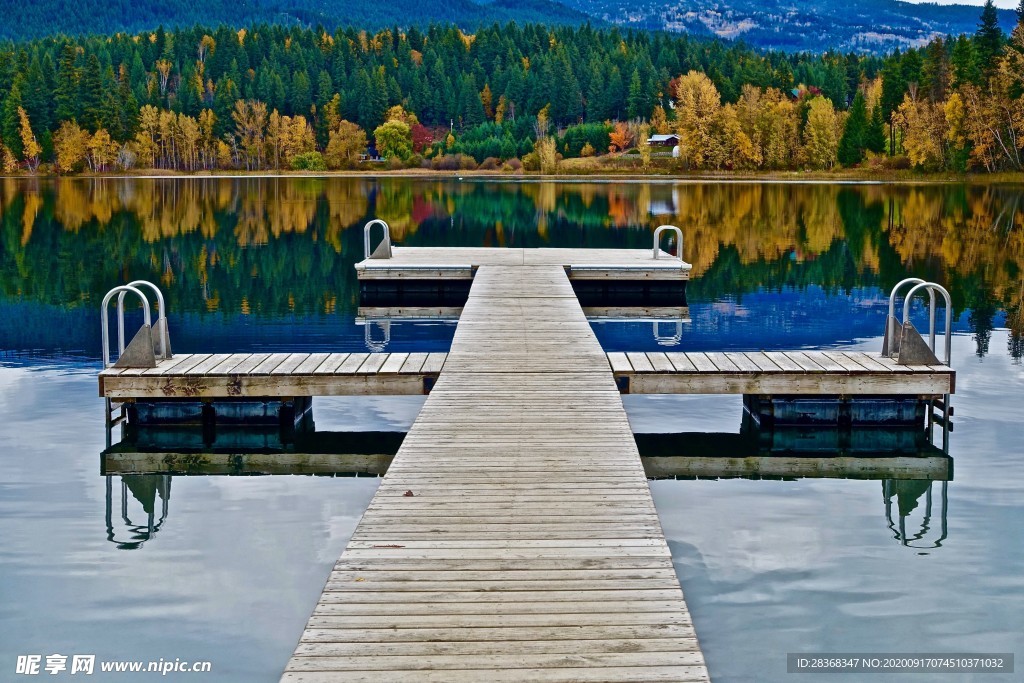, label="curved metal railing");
[363,219,392,260]
[101,285,151,368]
[116,280,170,360]
[902,282,953,366]
[653,225,683,260]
